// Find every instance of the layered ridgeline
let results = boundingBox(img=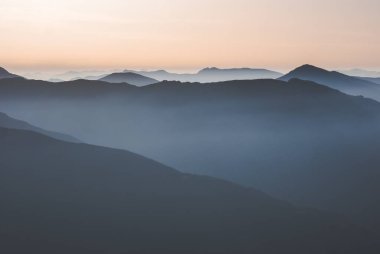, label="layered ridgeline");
[40,68,281,82]
[2,126,378,253]
[279,64,380,101]
[123,67,283,82]
[1,77,380,234]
